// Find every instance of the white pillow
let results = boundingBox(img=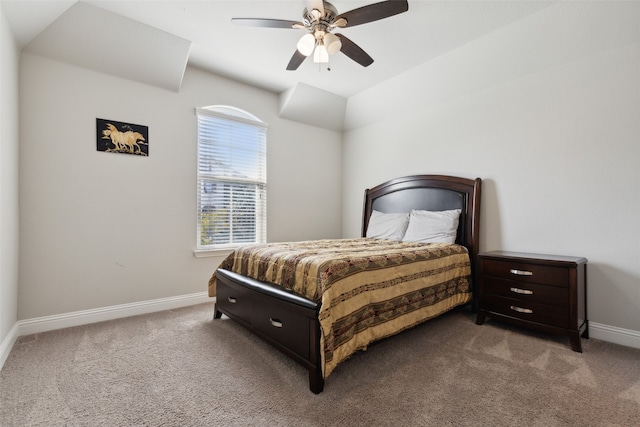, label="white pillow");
[402,209,462,244]
[366,210,410,241]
